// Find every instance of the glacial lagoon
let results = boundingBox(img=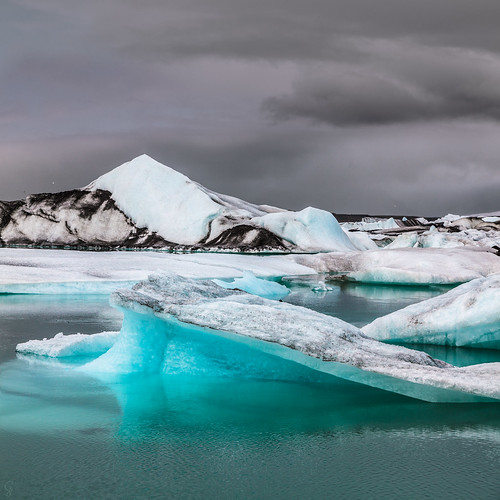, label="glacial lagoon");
[1,281,499,499]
